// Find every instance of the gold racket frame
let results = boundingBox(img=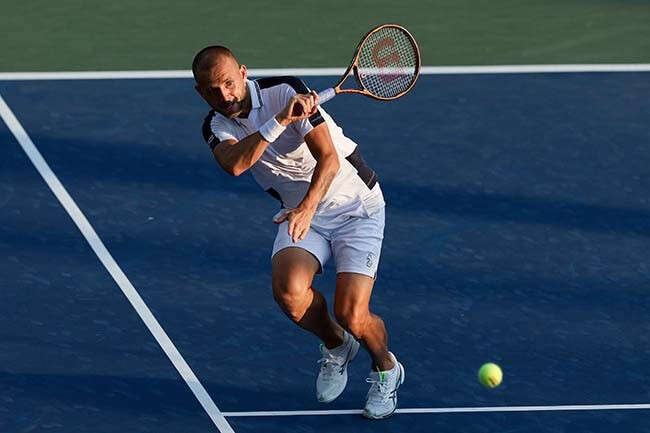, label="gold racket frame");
[333,24,422,101]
